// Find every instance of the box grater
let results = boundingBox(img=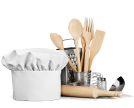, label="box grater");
[61,47,82,85]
